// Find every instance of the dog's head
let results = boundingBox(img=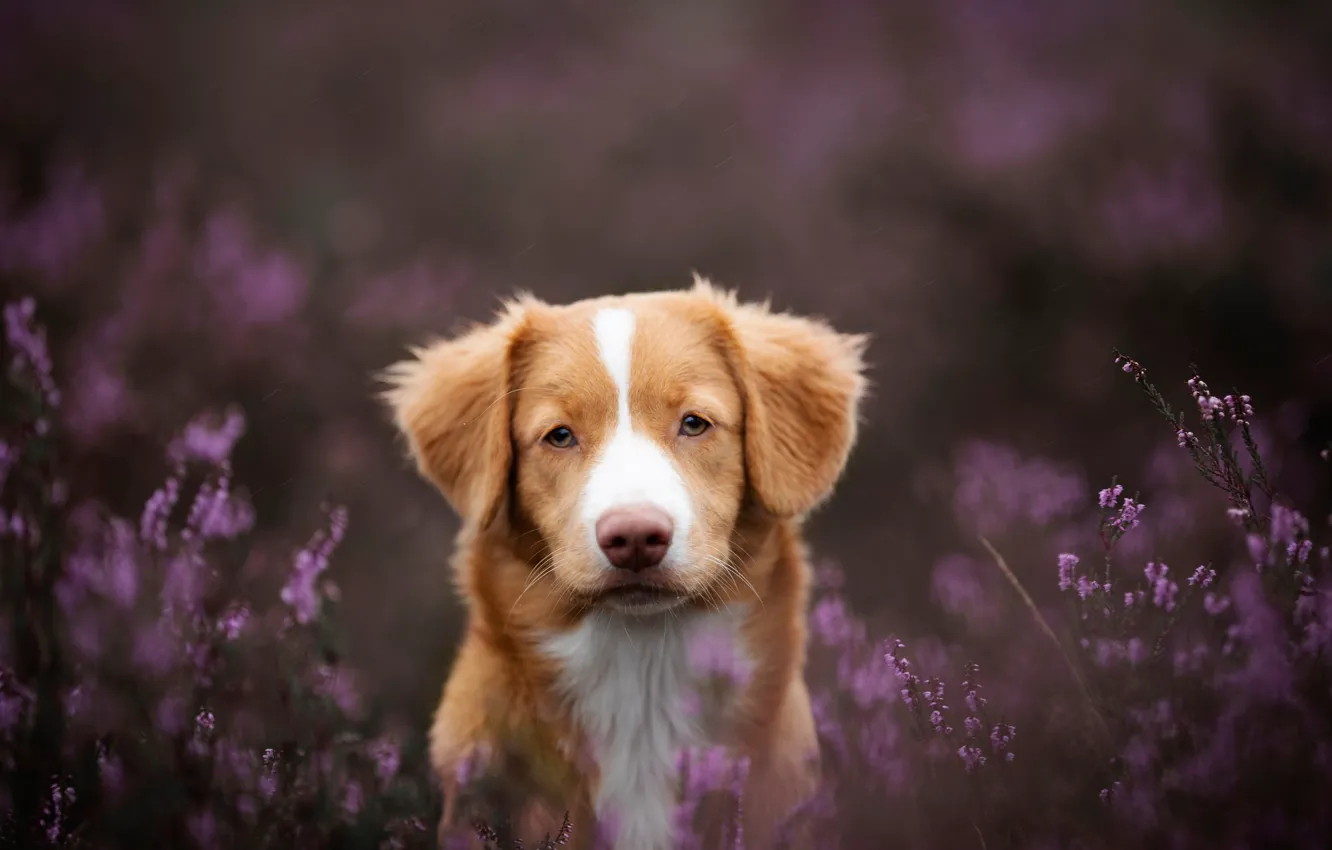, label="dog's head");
[382,276,867,617]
